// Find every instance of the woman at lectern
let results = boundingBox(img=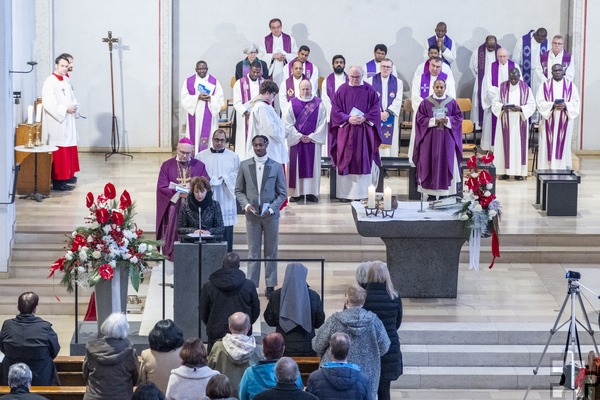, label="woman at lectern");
[177,176,224,237]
